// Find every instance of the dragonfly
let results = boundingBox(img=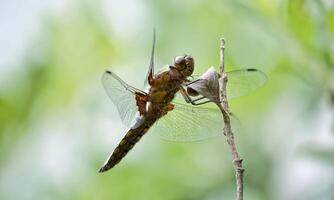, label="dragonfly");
[99,30,267,173]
